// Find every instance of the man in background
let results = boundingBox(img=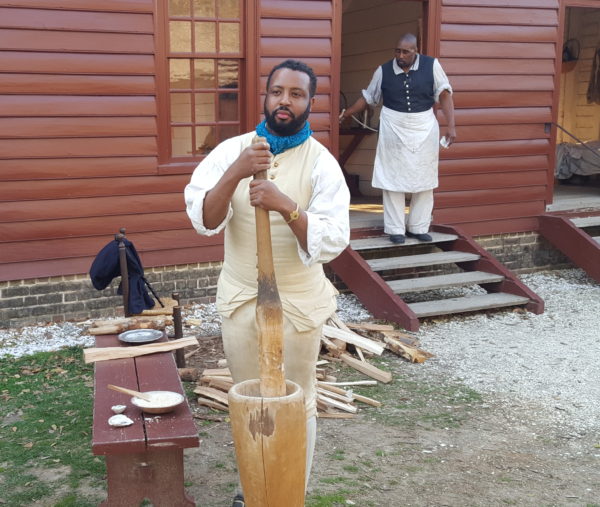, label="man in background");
[340,33,456,244]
